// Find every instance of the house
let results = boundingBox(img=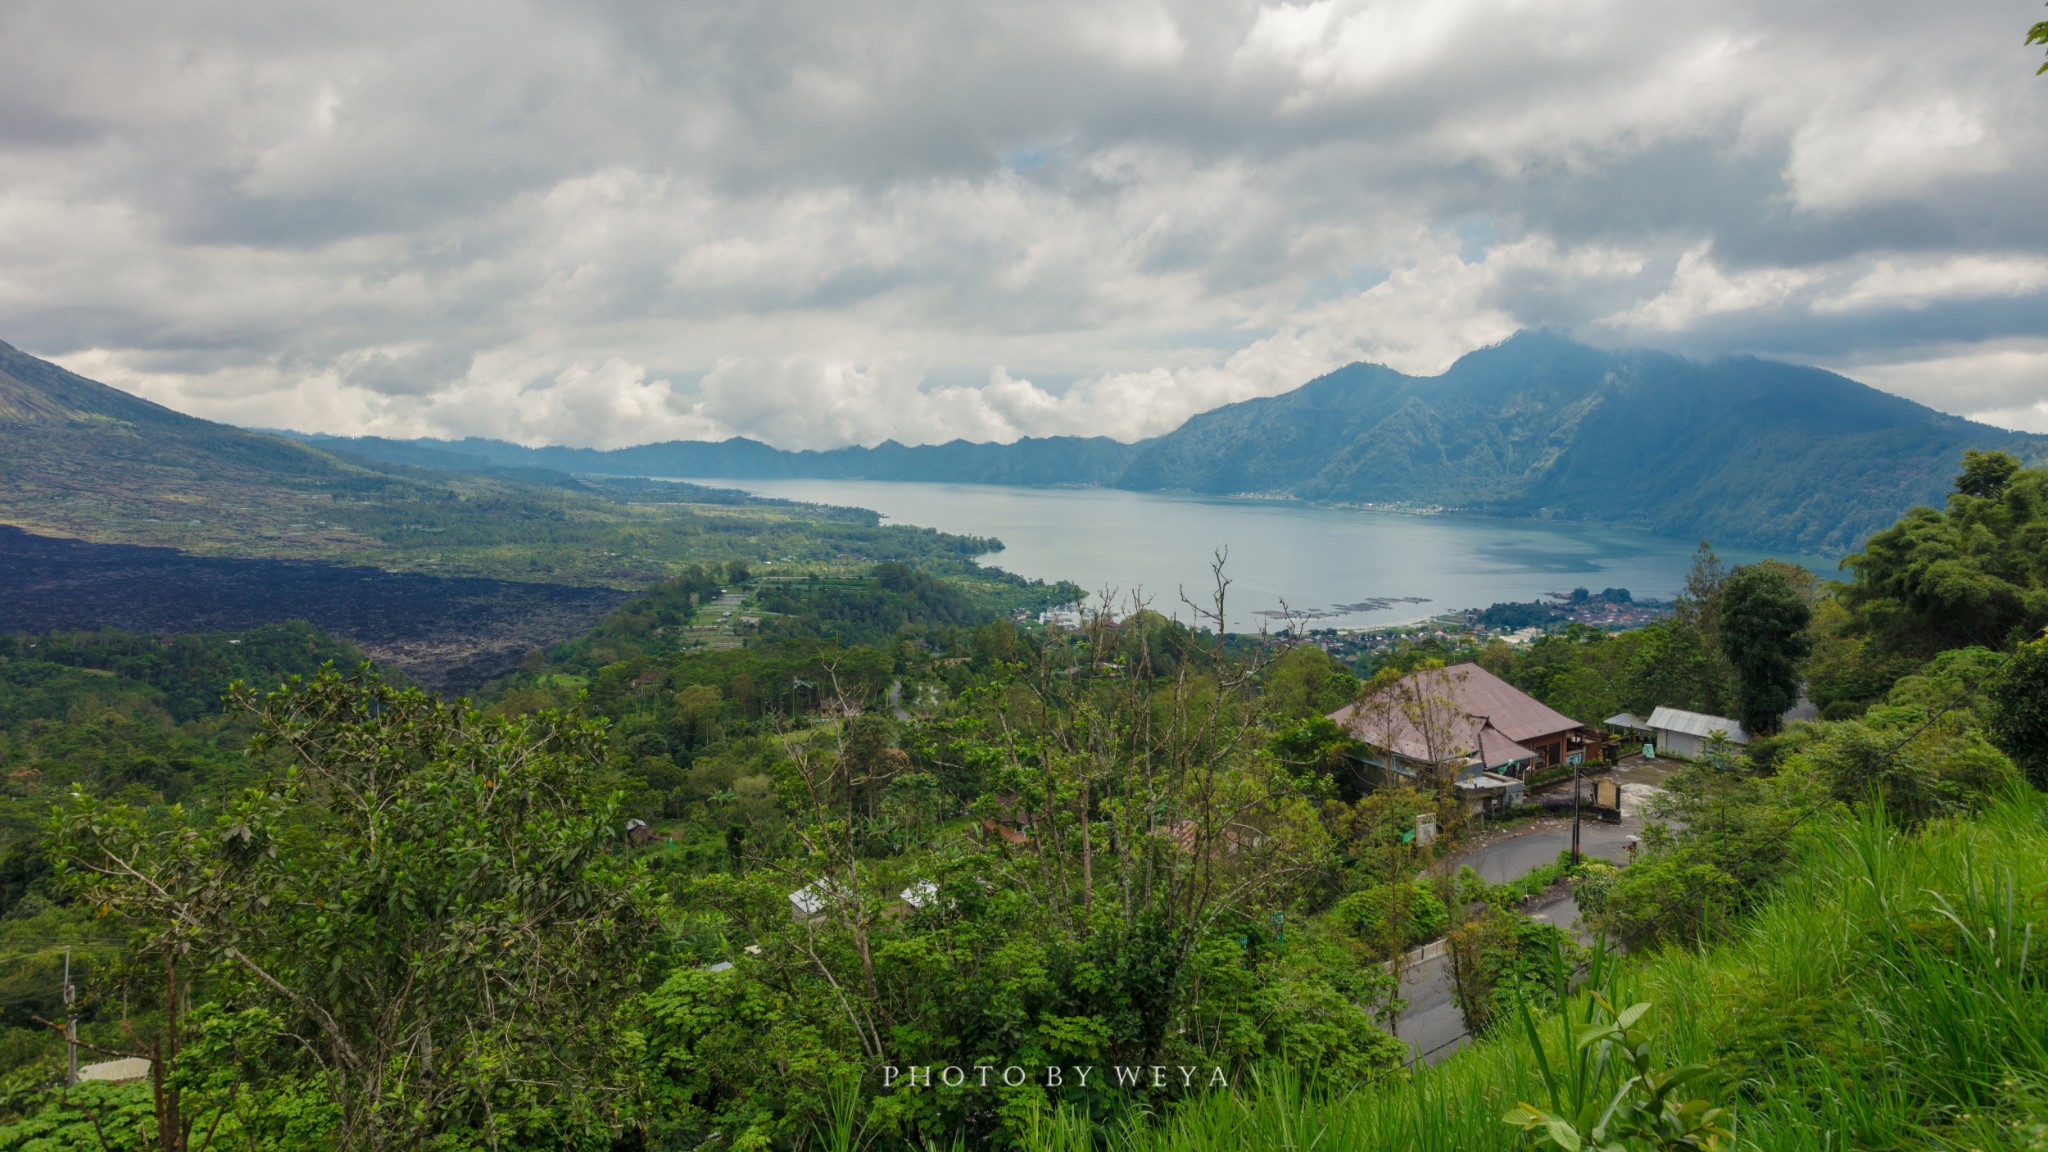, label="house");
[1325,663,1597,811]
[1640,706,1748,759]
[623,819,655,847]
